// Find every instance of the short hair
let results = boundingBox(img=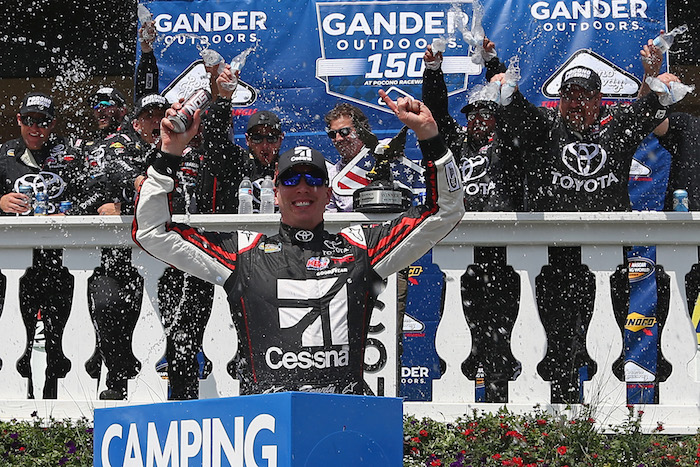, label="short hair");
[324,102,371,132]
